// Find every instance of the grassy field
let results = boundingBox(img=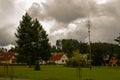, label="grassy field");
[0,65,120,80]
